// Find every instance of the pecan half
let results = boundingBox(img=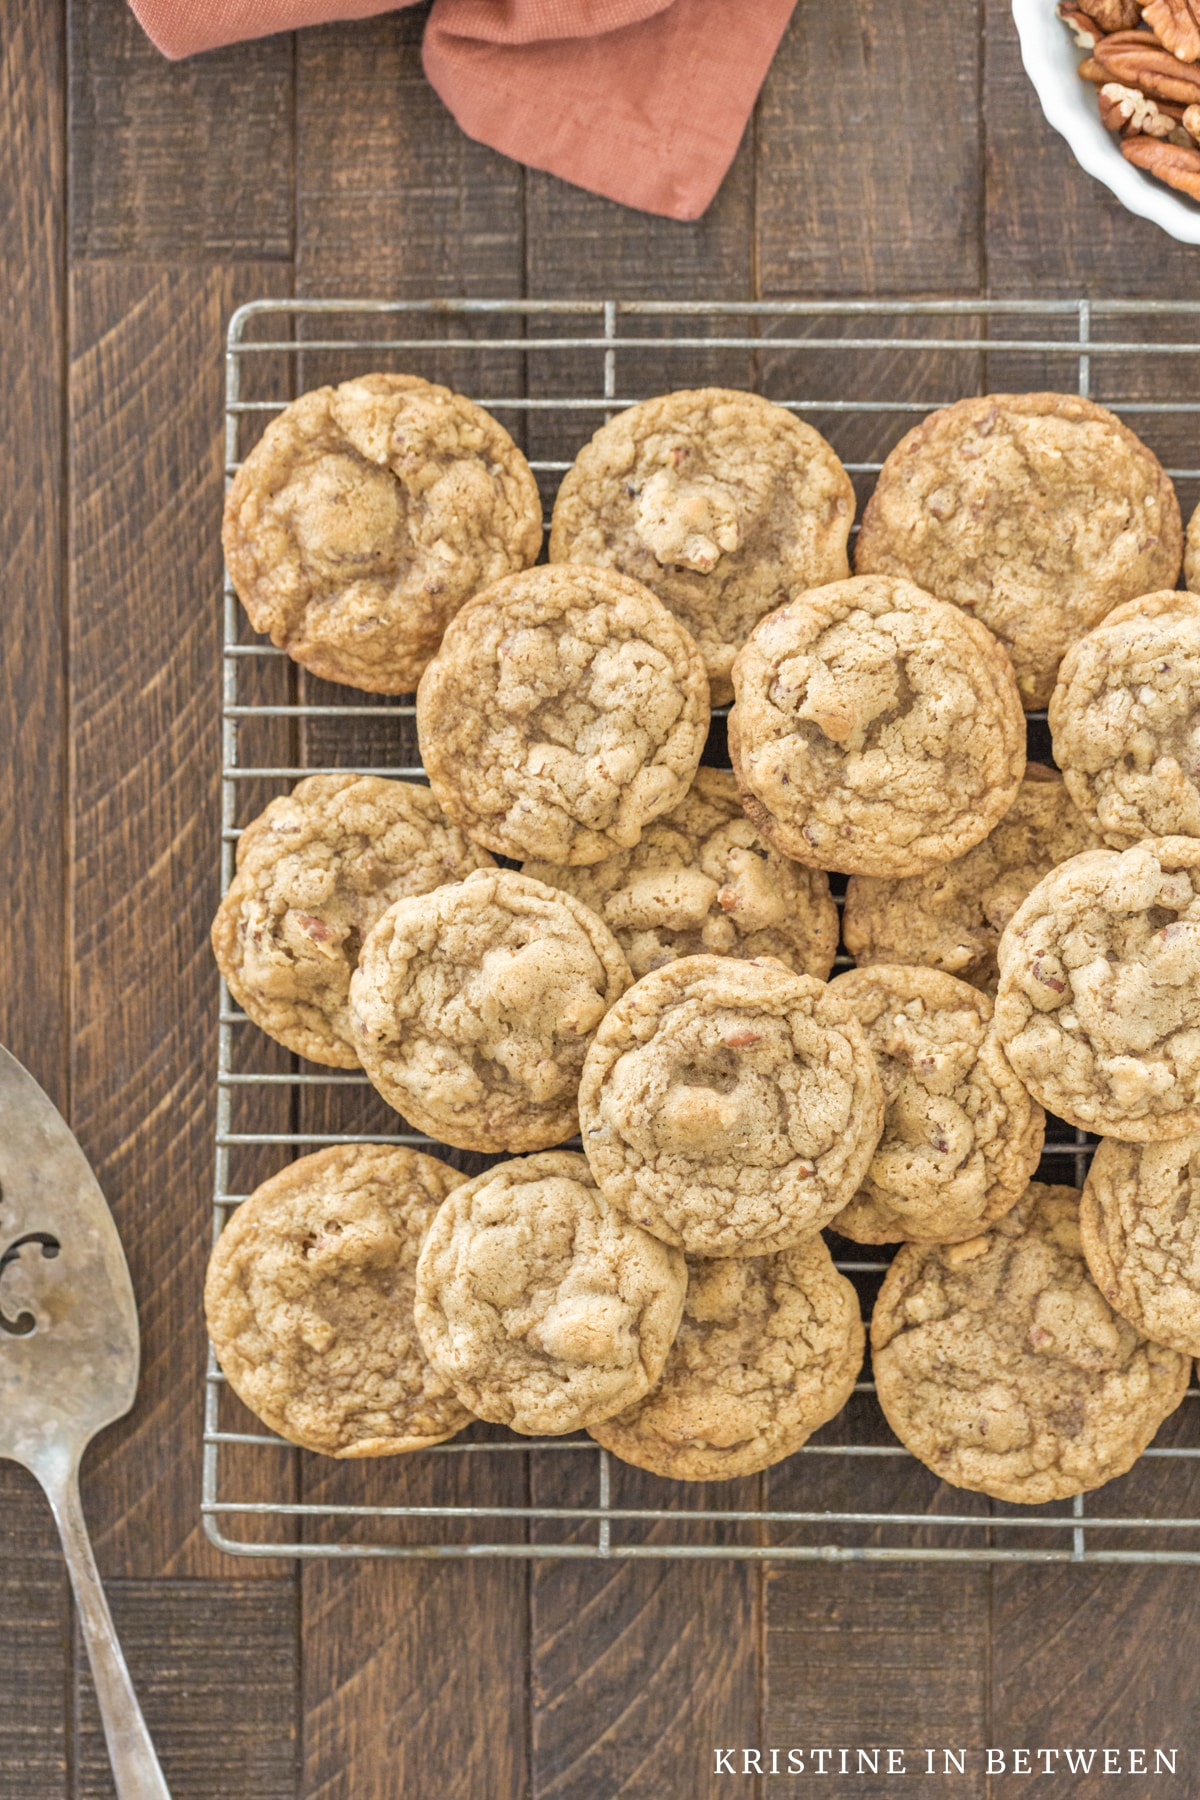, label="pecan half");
[1185,101,1200,135]
[1100,79,1186,132]
[1059,3,1101,48]
[1095,30,1200,102]
[1087,0,1146,25]
[1078,54,1112,80]
[1142,0,1200,64]
[1122,133,1200,195]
